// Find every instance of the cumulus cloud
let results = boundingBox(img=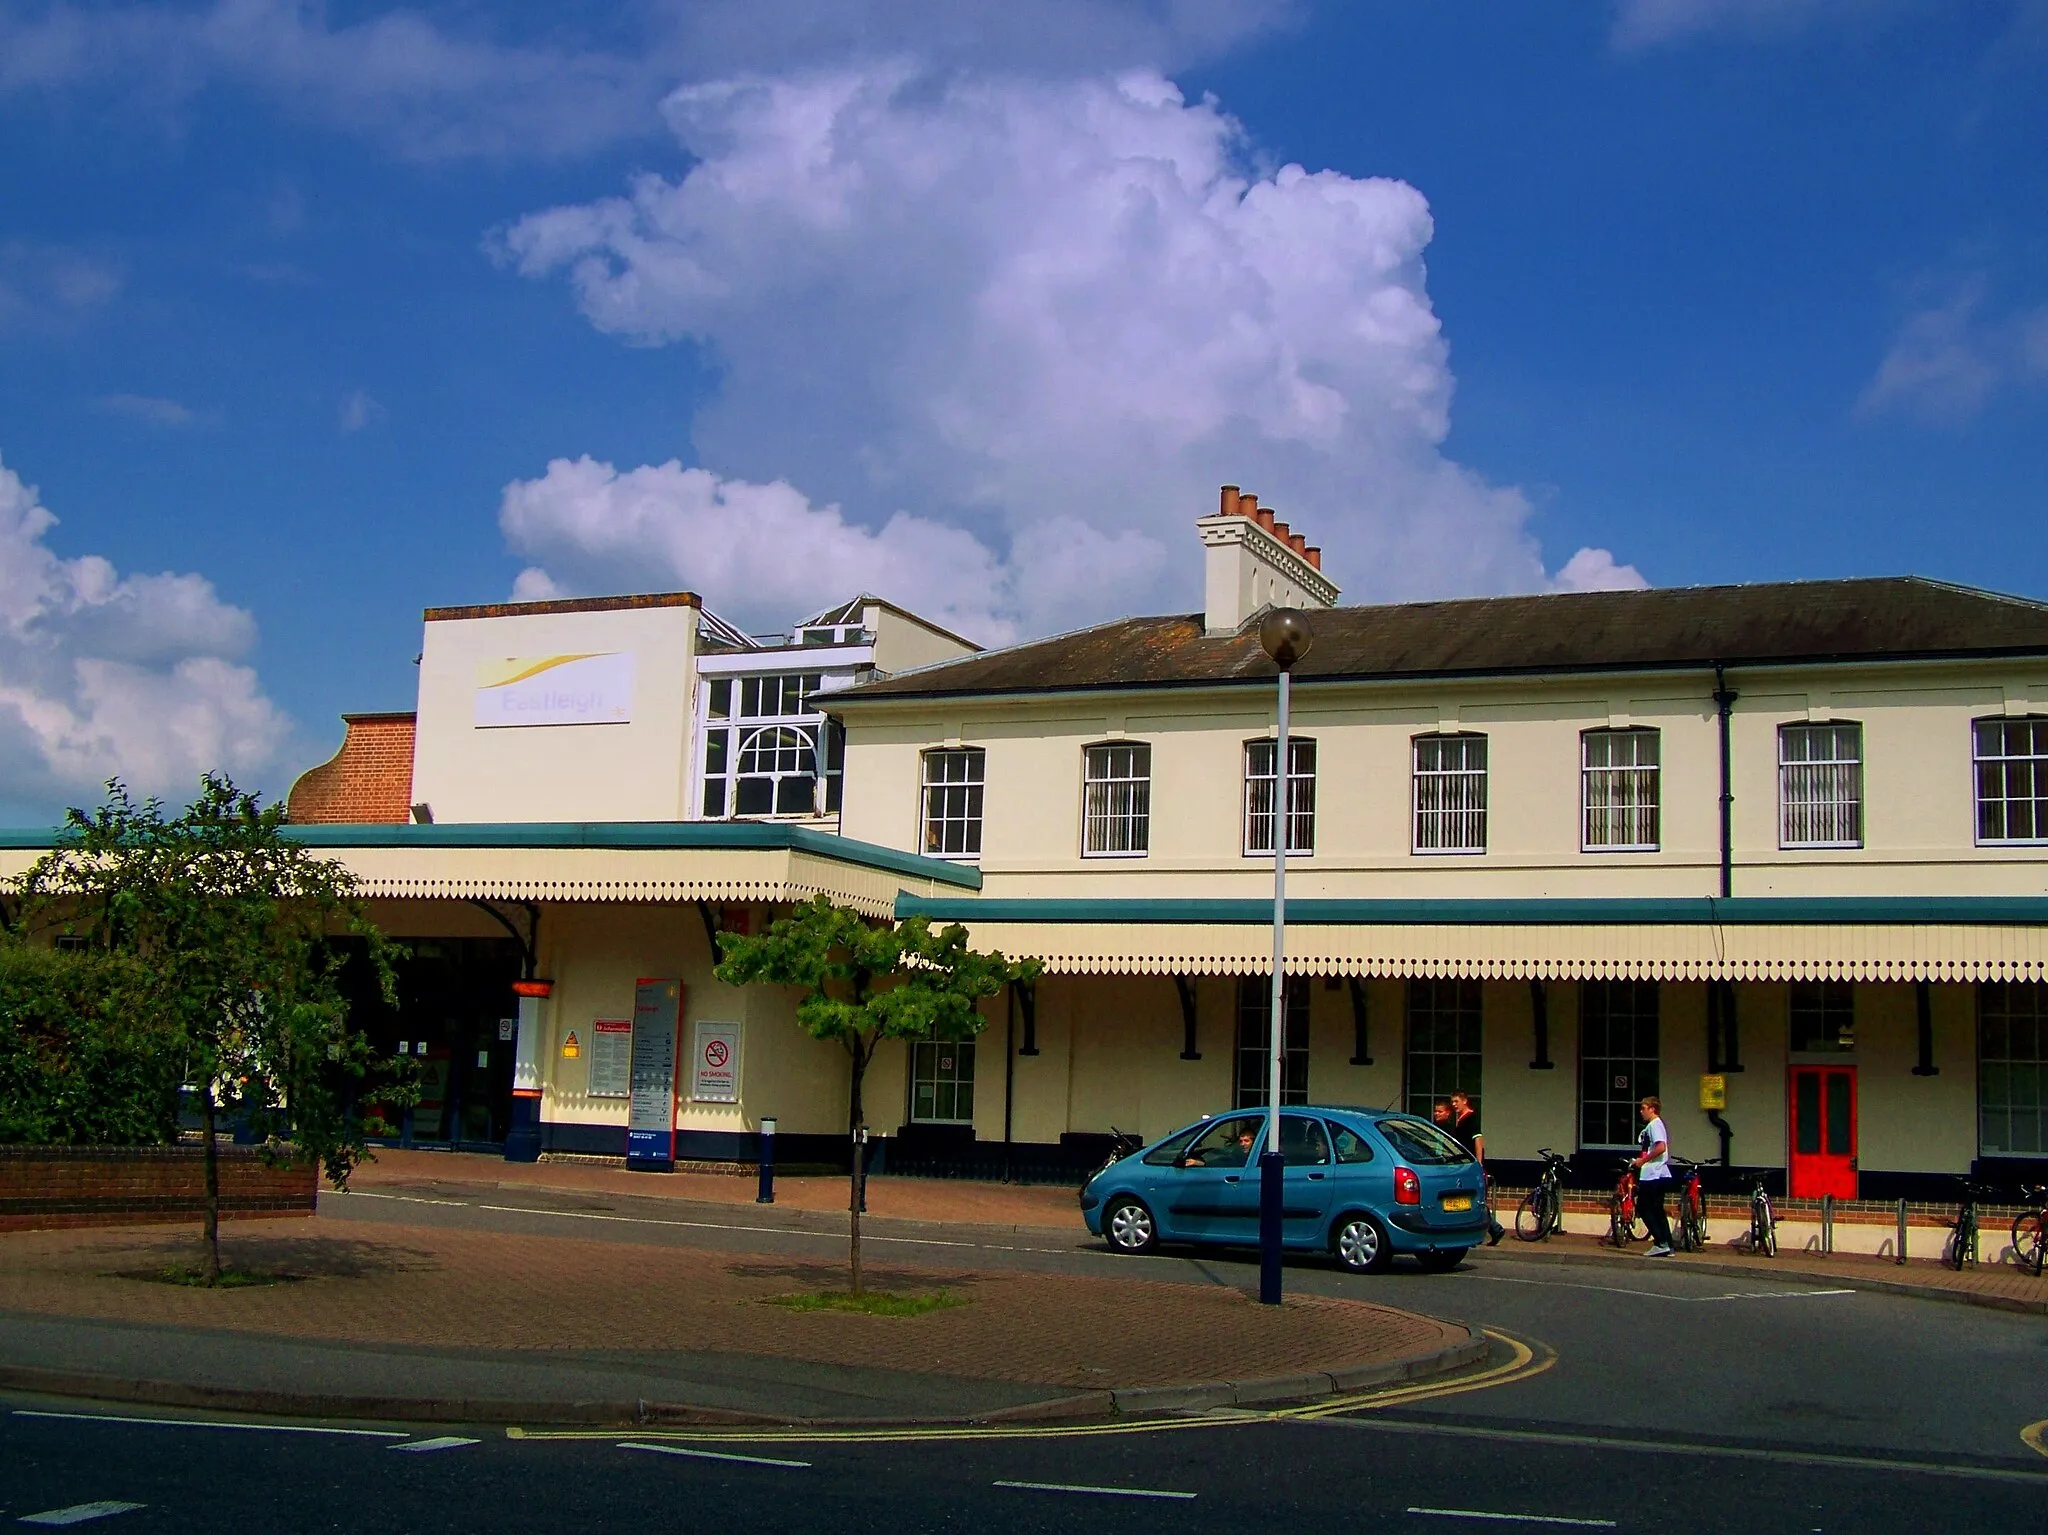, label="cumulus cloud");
[497,66,1633,638]
[1857,278,2048,424]
[0,453,290,819]
[0,0,1291,160]
[1551,547,1649,593]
